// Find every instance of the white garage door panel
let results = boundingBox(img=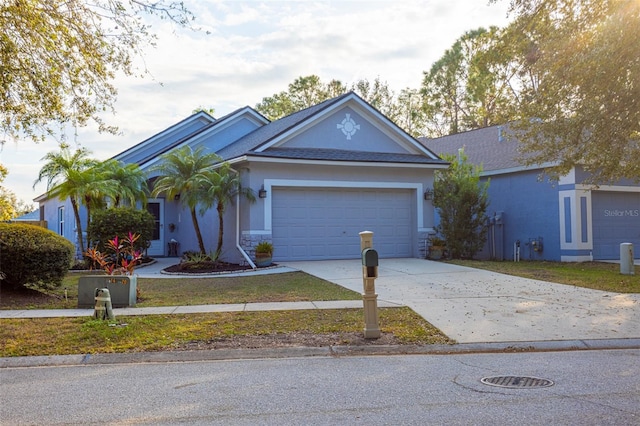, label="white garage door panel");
[272,188,414,261]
